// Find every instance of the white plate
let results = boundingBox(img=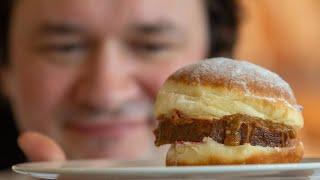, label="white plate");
[12,158,320,179]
